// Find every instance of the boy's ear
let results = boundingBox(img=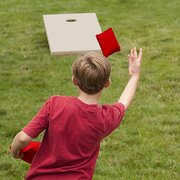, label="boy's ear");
[104,79,111,88]
[72,76,78,86]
